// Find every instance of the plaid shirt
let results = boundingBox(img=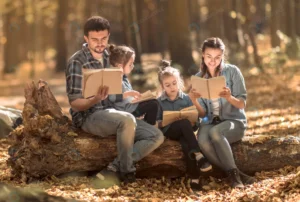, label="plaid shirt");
[65,43,110,128]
